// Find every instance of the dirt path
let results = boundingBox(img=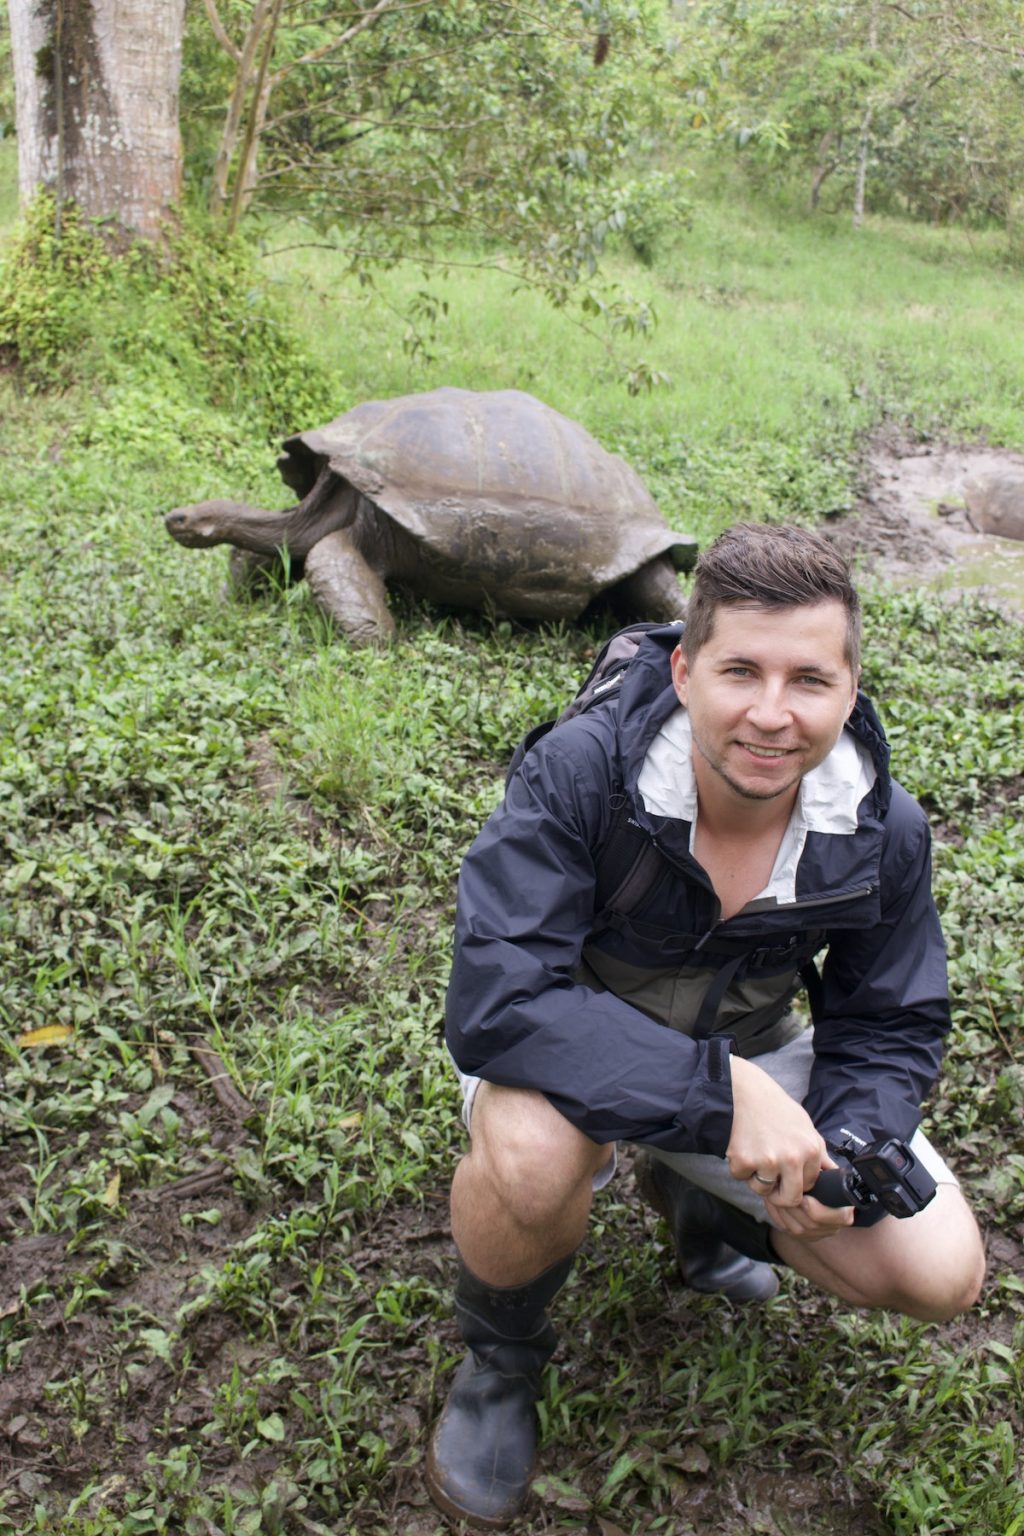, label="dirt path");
[829,436,1024,611]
